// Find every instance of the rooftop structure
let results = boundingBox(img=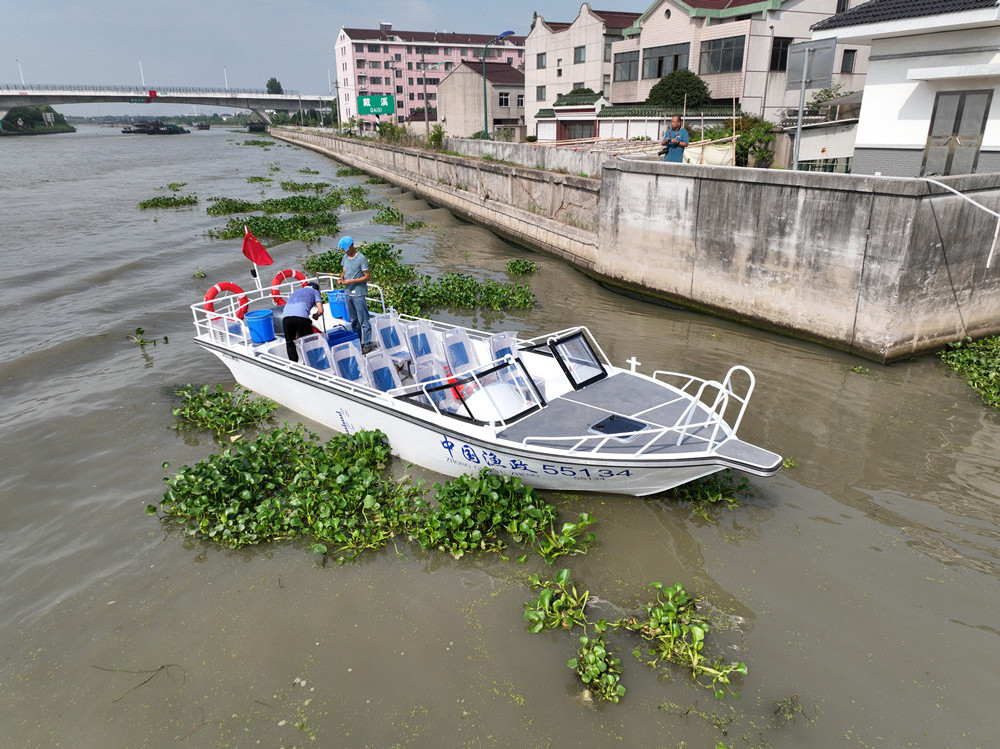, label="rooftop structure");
[437,62,525,138]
